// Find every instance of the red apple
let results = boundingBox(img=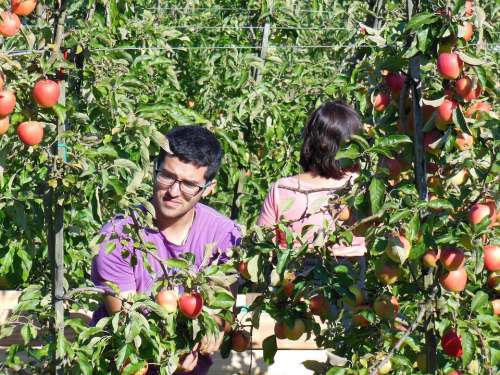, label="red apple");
[385,72,405,94]
[455,77,472,98]
[0,11,21,37]
[463,83,482,101]
[488,272,500,291]
[468,203,491,225]
[238,261,251,280]
[0,90,16,117]
[492,299,500,315]
[309,294,329,316]
[0,116,9,136]
[440,248,465,271]
[437,53,463,80]
[441,329,463,357]
[440,267,467,292]
[352,305,372,327]
[437,97,458,124]
[11,0,37,16]
[274,321,287,339]
[483,245,500,272]
[17,121,44,146]
[231,330,250,352]
[32,80,61,108]
[373,92,390,112]
[178,292,203,319]
[155,289,178,313]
